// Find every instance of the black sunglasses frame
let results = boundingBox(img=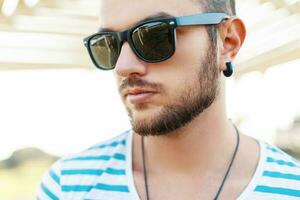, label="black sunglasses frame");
[83,12,230,70]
